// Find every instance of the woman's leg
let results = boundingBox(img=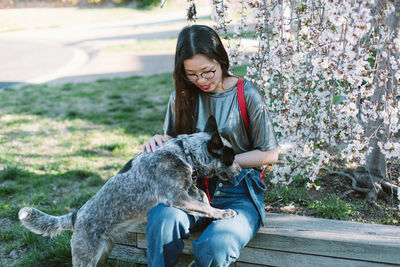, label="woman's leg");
[192,202,261,267]
[146,203,195,267]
